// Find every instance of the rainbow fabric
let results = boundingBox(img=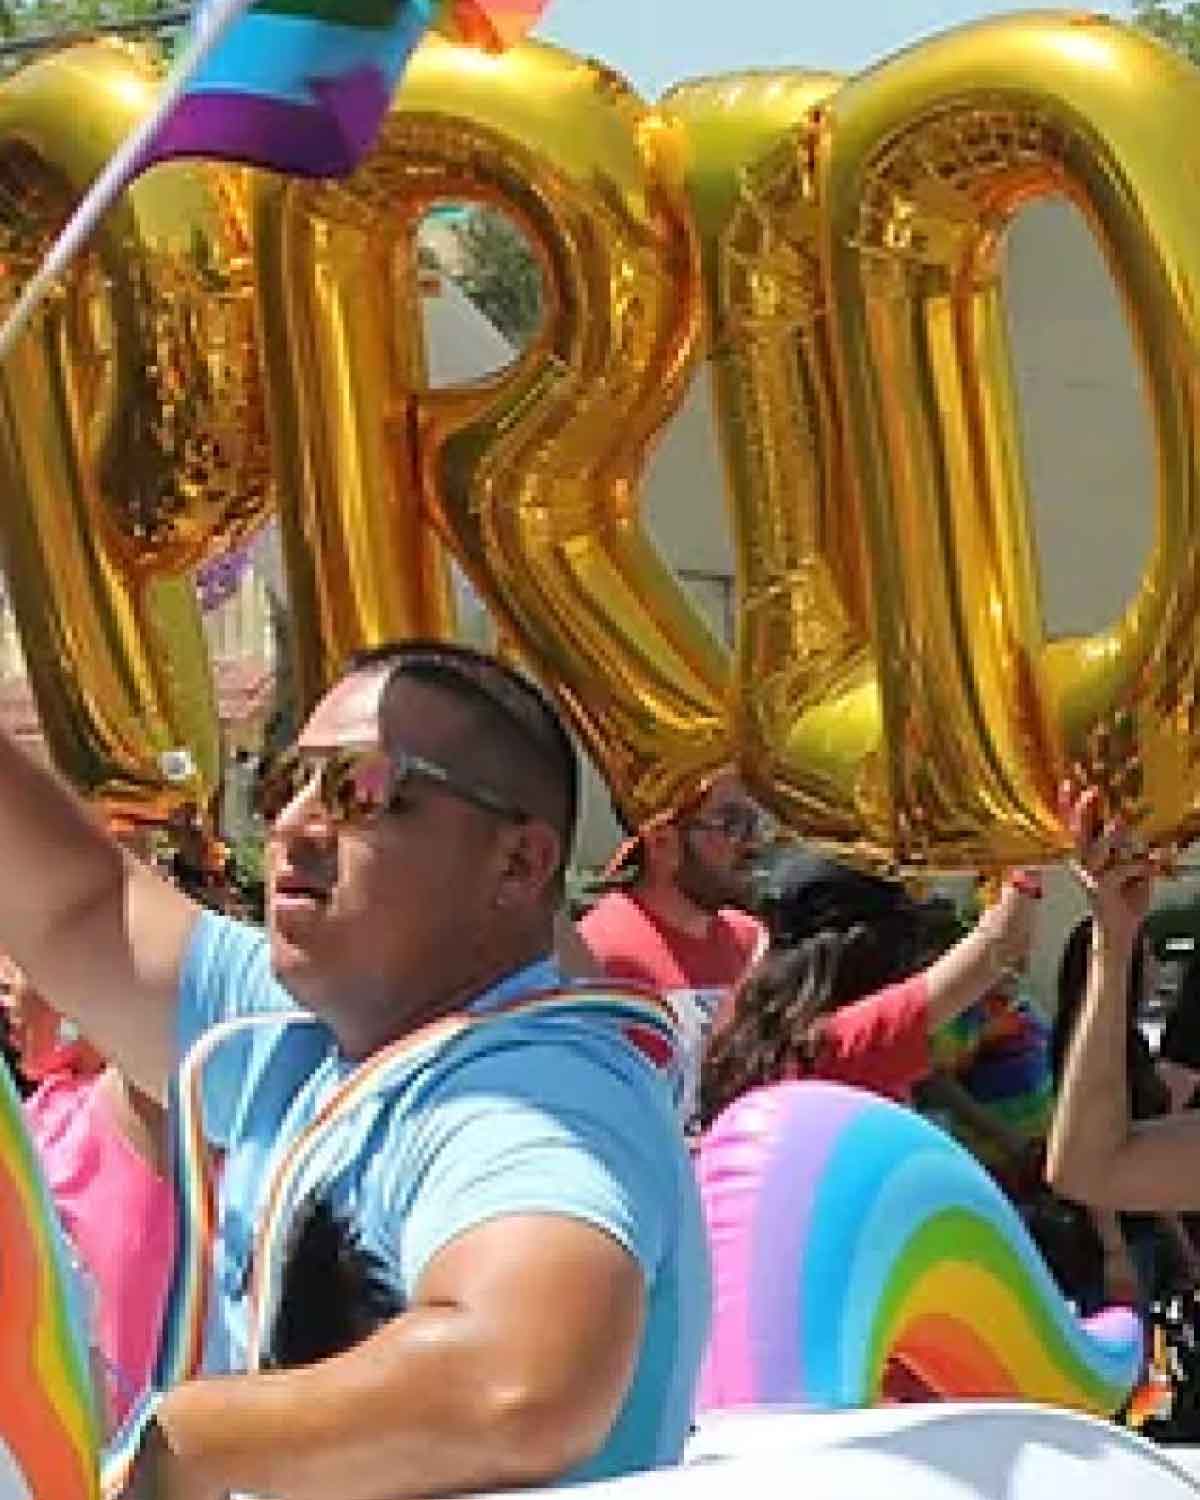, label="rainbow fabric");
[928,990,1054,1169]
[433,0,549,49]
[146,0,549,177]
[697,1082,1142,1418]
[0,1061,99,1500]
